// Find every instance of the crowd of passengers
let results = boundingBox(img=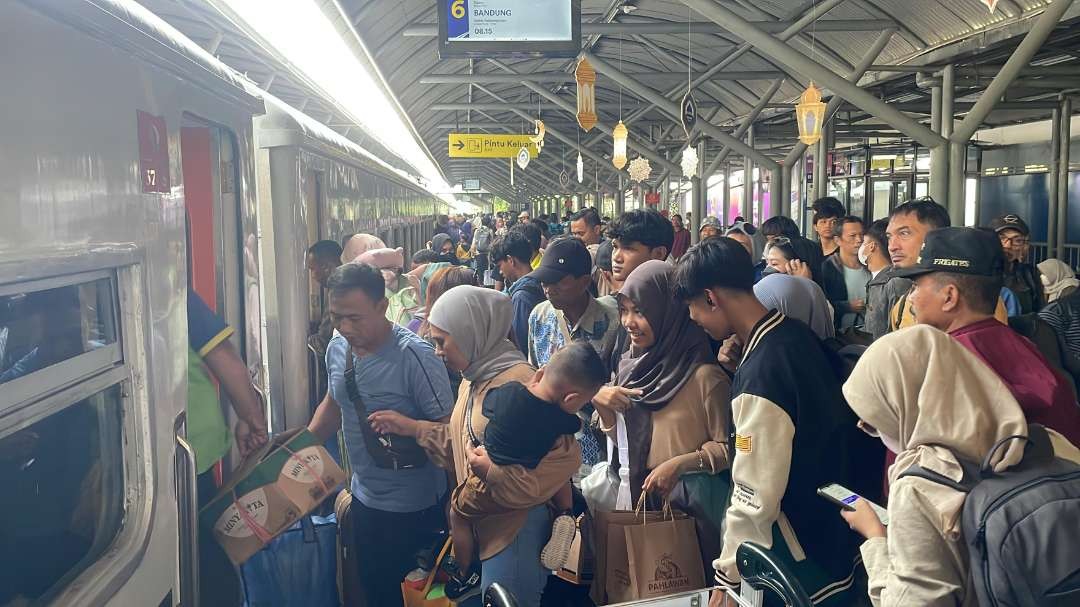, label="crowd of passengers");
[184,199,1080,607]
